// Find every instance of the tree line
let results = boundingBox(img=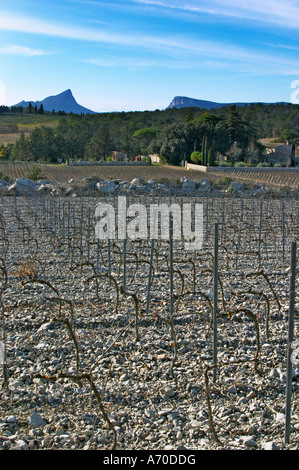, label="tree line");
[0,104,68,115]
[0,102,298,165]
